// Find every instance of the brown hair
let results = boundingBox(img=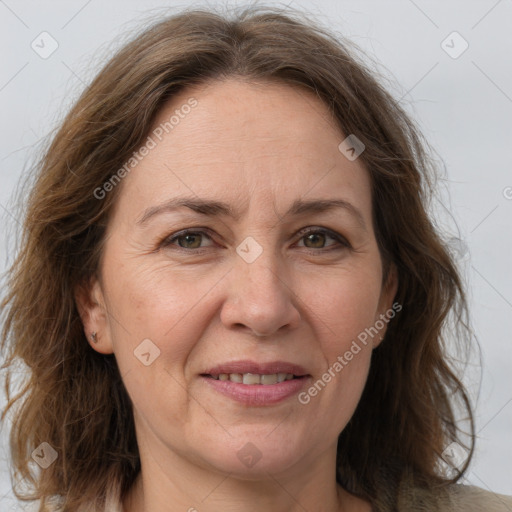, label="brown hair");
[1,4,475,511]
